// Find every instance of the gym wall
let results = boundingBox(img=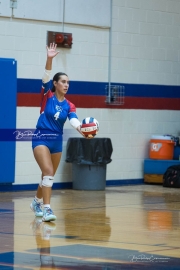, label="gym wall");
[0,0,180,188]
